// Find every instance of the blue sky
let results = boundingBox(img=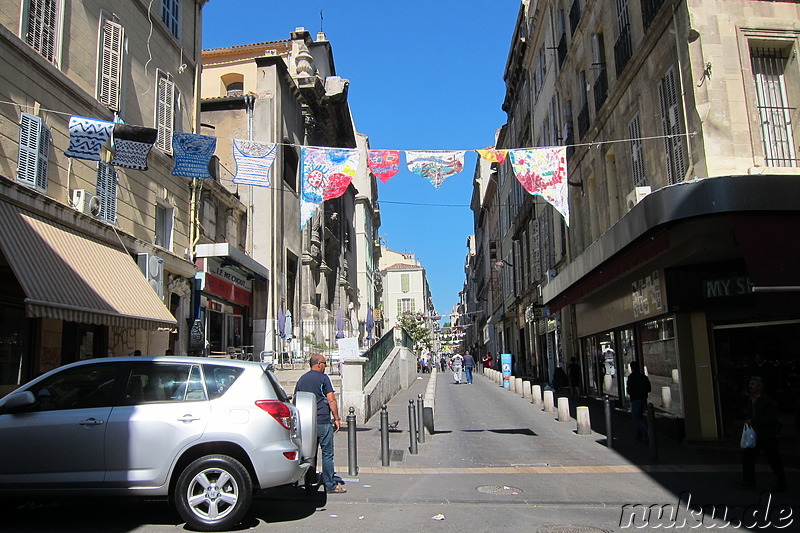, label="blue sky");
[202,0,521,316]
